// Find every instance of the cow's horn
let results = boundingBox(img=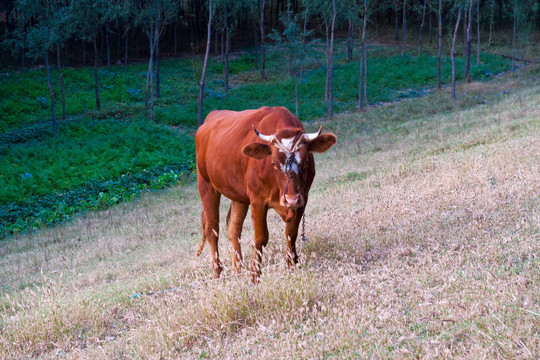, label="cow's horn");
[253,125,275,143]
[303,125,323,142]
